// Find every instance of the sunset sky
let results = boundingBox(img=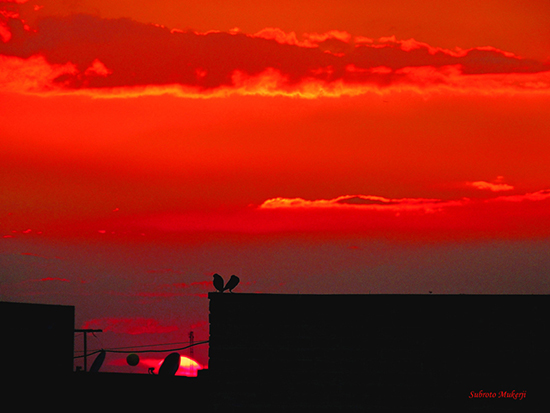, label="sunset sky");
[2,0,550,373]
